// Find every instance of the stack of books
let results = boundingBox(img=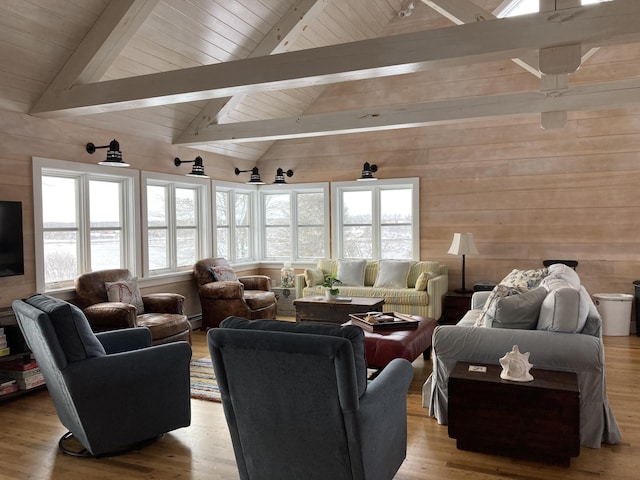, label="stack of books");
[0,359,45,391]
[0,377,18,397]
[0,327,9,358]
